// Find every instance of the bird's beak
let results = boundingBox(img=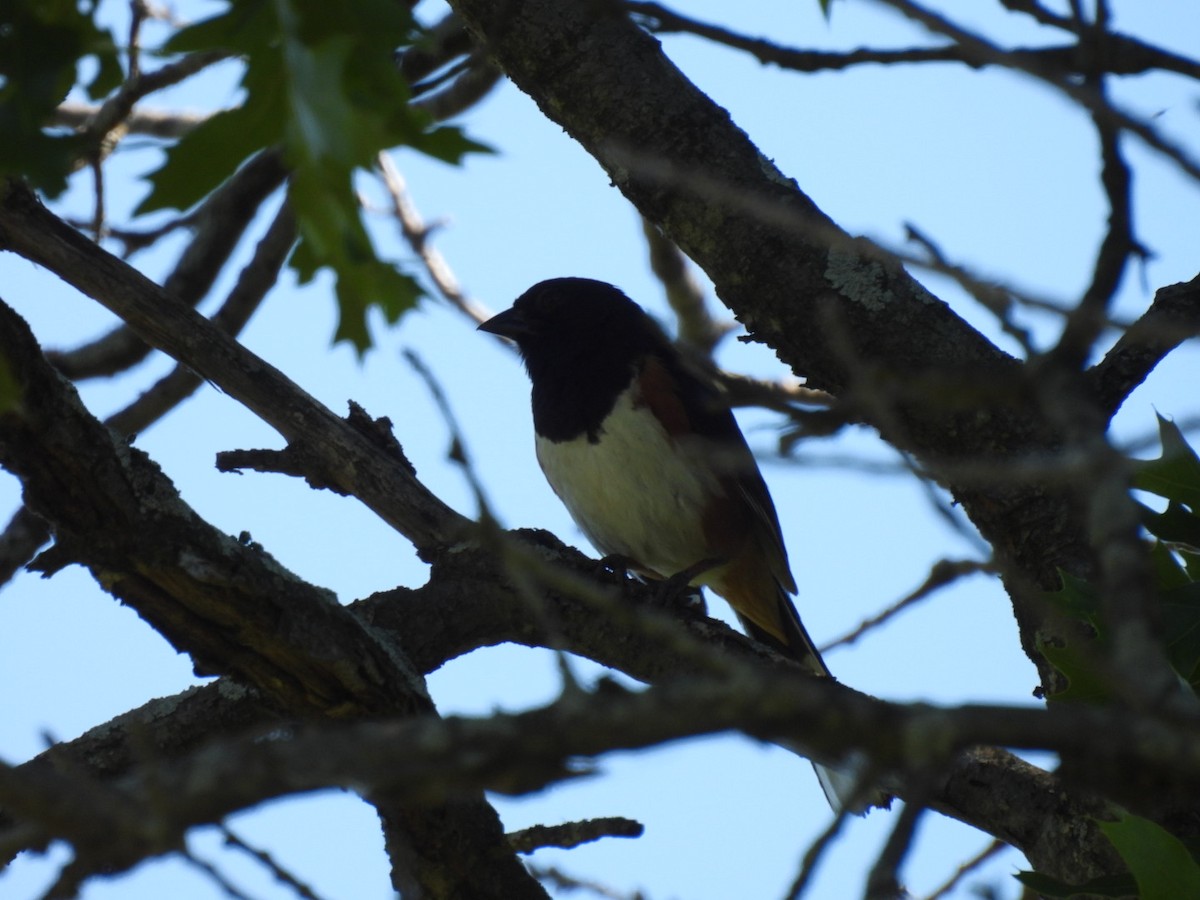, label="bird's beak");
[478,307,530,341]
